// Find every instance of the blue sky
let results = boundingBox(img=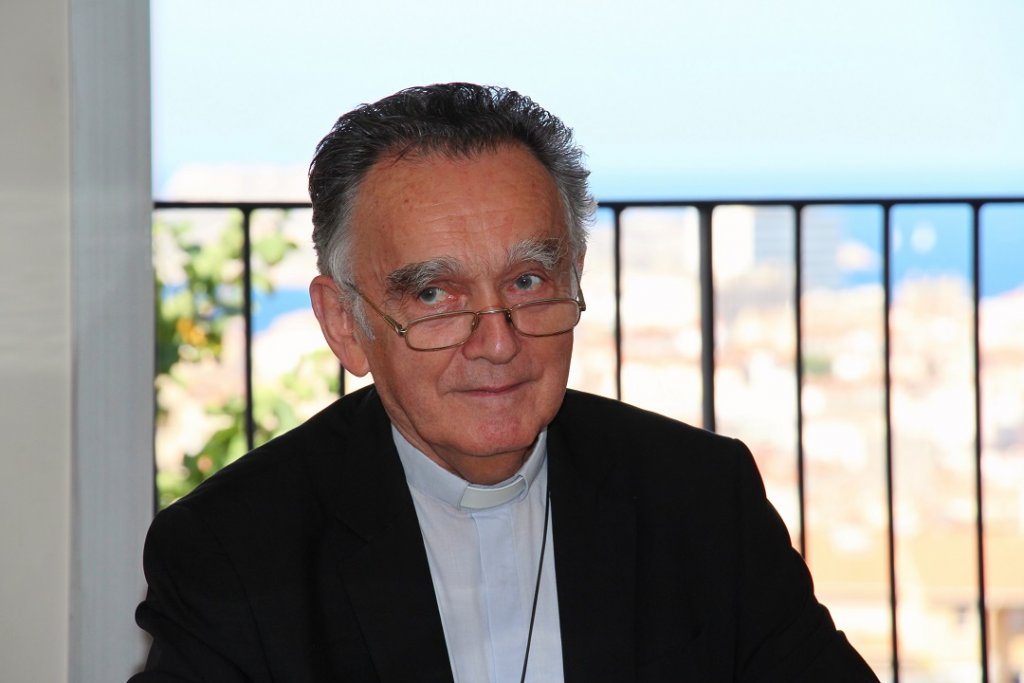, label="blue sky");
[152,0,1024,201]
